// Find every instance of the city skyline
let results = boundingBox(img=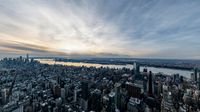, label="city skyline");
[0,0,200,59]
